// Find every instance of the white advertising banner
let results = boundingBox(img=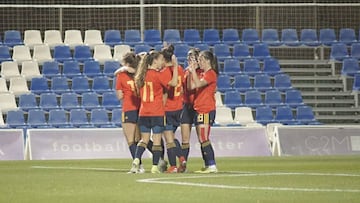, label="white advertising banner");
[0,129,24,160]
